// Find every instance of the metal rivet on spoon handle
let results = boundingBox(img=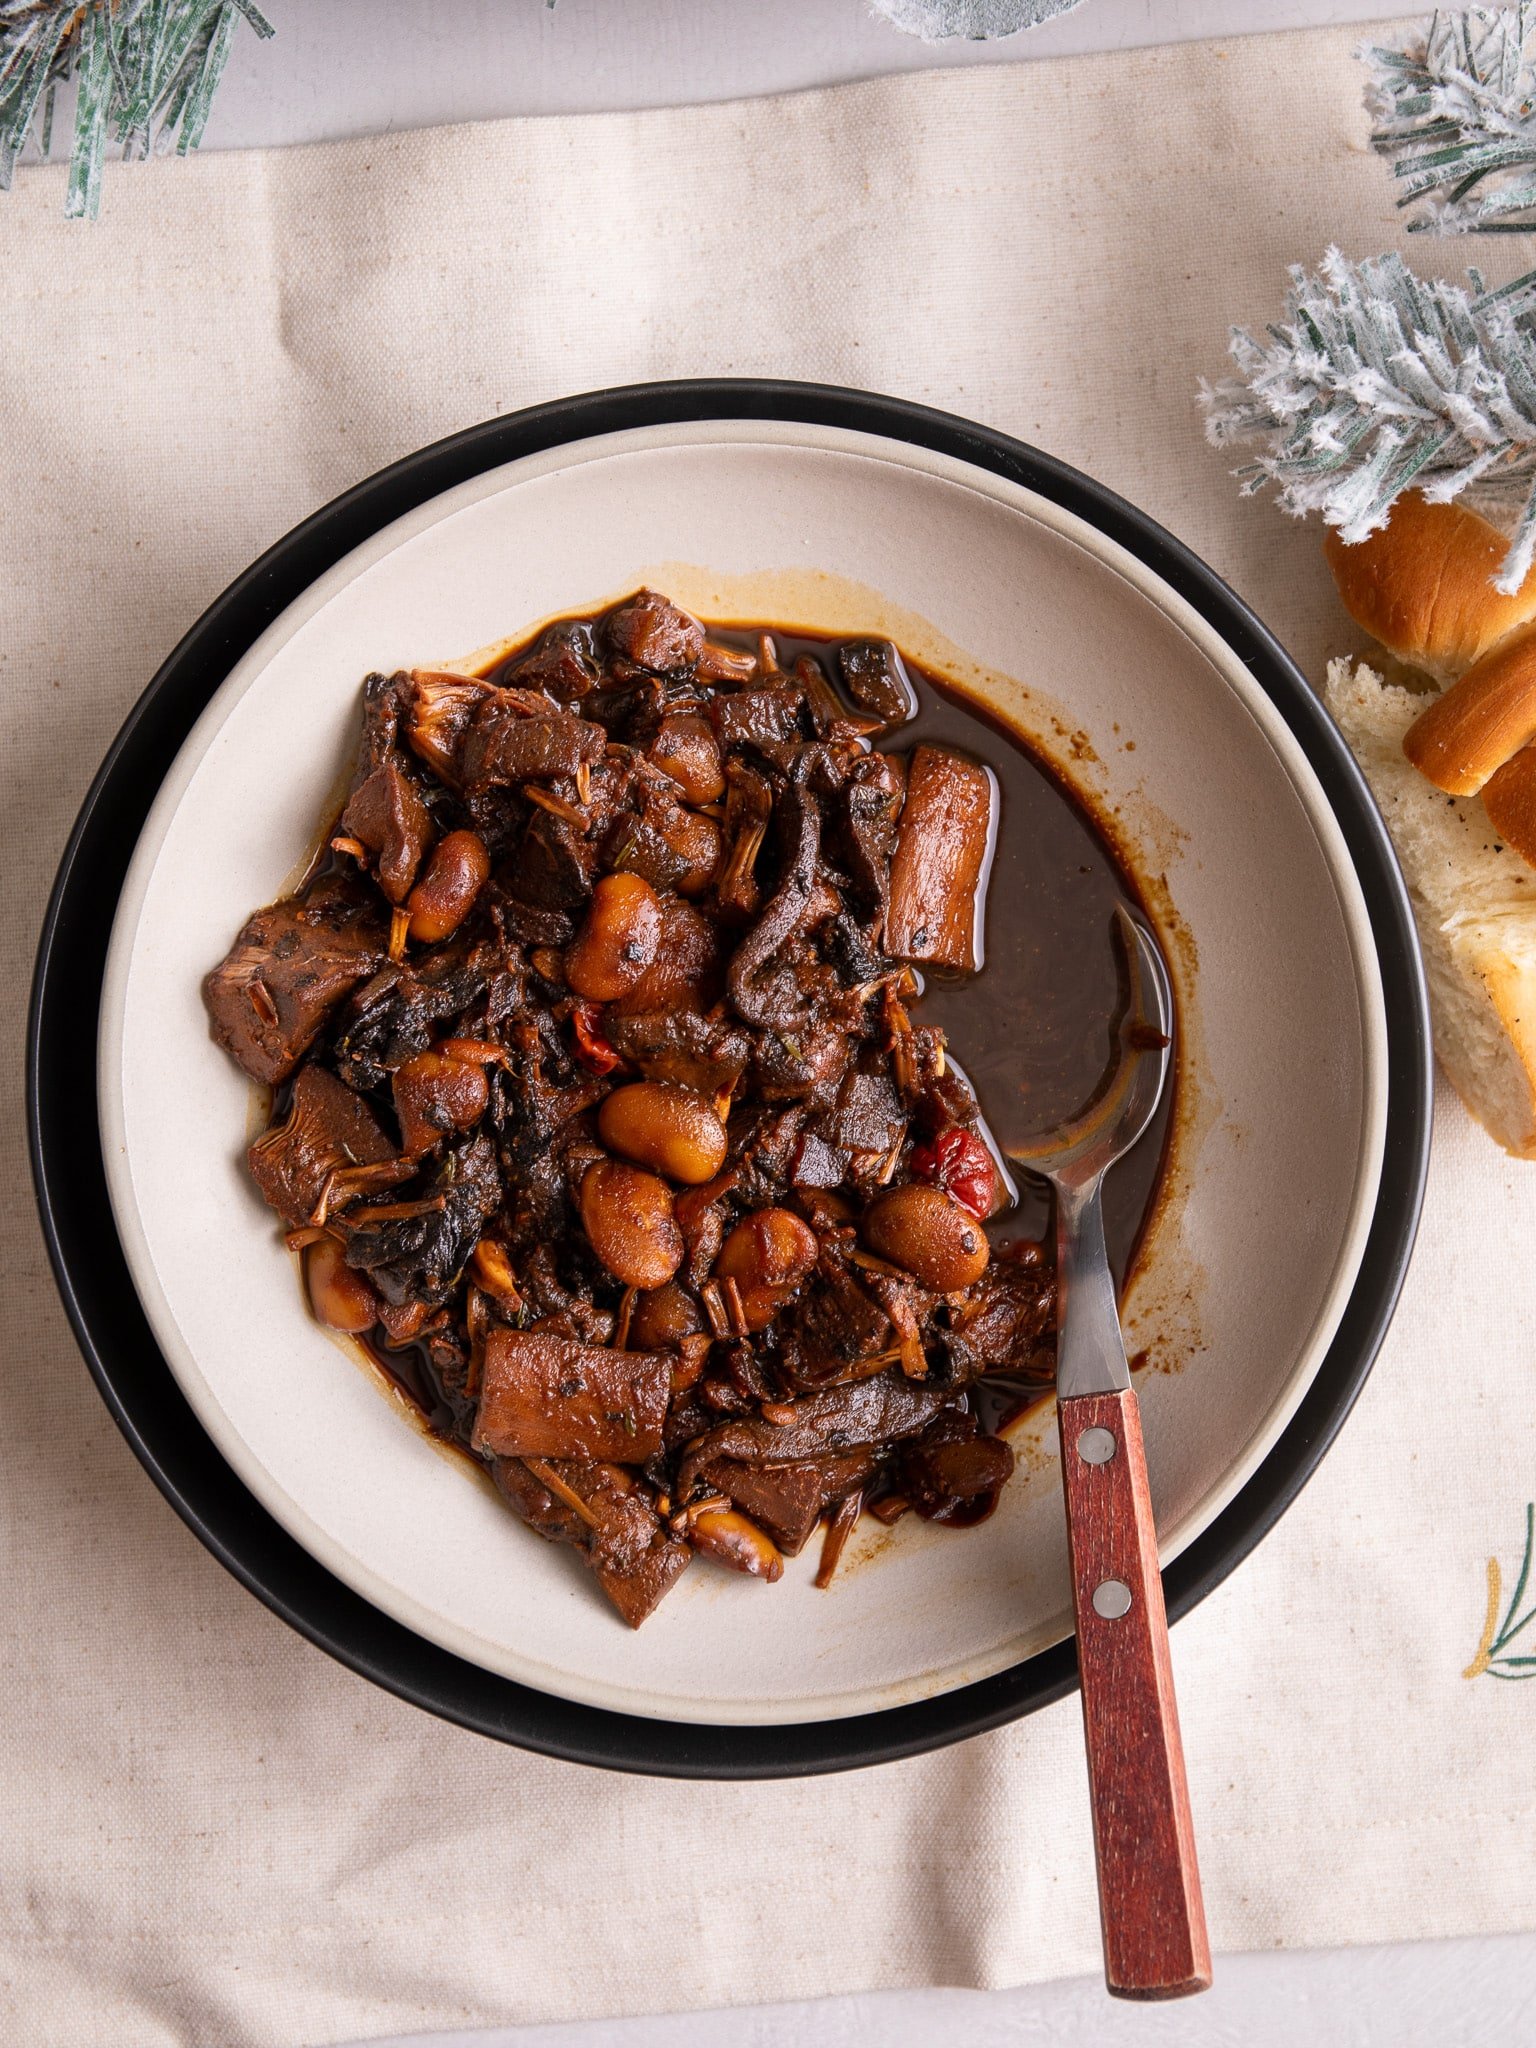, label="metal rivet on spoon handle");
[1013,908,1211,2001]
